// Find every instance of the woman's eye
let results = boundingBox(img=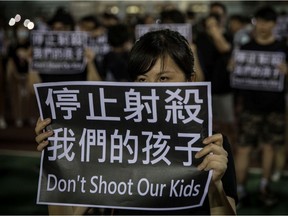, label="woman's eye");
[160,76,169,81]
[137,78,146,82]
